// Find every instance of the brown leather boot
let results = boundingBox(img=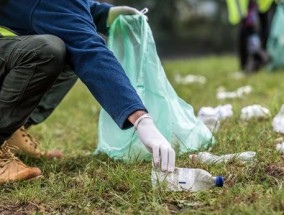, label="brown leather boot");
[6,127,63,159]
[0,142,42,184]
